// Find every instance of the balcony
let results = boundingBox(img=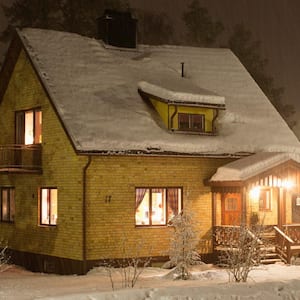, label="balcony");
[0,144,42,173]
